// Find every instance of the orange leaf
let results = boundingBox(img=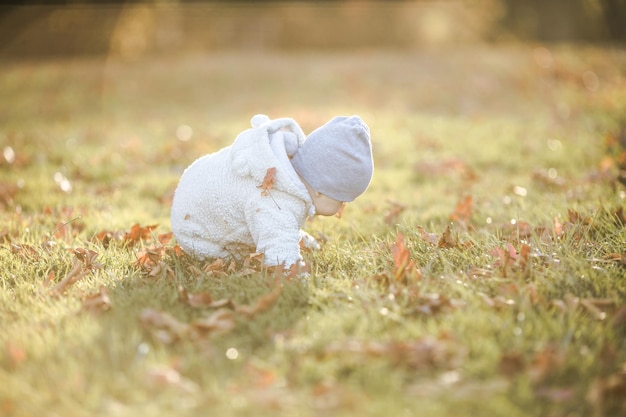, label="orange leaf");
[258,167,277,196]
[236,285,282,318]
[124,224,158,246]
[178,285,214,308]
[417,226,439,246]
[450,195,473,230]
[438,225,458,249]
[81,286,111,314]
[158,231,173,245]
[391,232,418,281]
